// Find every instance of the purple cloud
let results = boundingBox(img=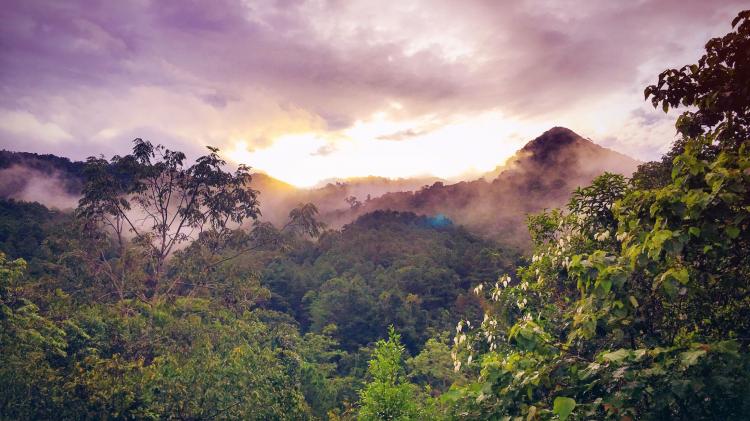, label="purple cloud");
[0,0,746,163]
